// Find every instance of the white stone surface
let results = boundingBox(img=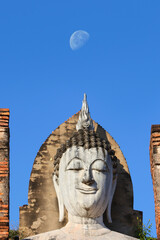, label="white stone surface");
[24,146,138,239]
[55,146,115,221]
[25,218,137,239]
